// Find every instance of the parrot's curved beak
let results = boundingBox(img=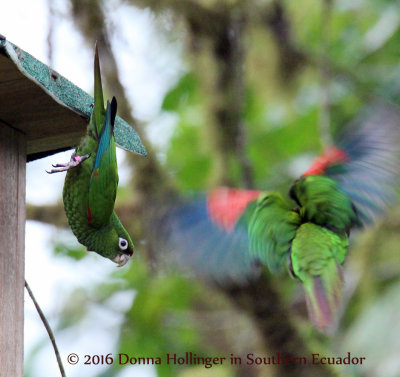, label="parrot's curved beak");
[112,253,130,267]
